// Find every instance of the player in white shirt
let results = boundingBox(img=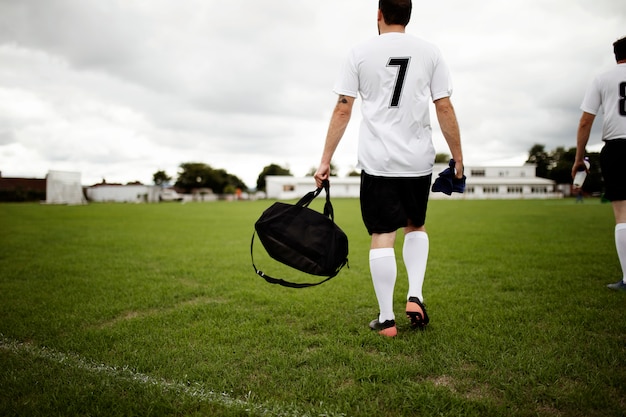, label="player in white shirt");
[572,35,626,291]
[314,0,464,336]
